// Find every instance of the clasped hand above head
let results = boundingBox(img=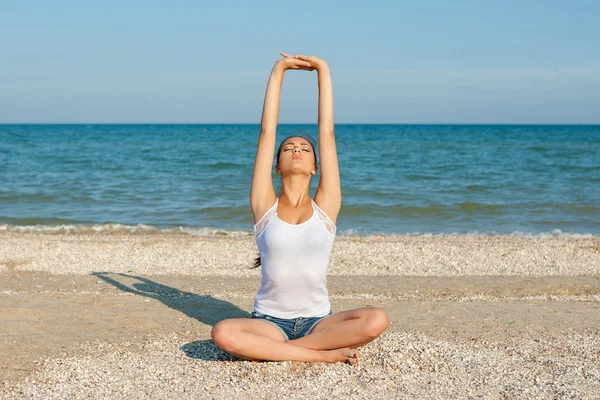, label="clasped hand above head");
[277,52,328,72]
